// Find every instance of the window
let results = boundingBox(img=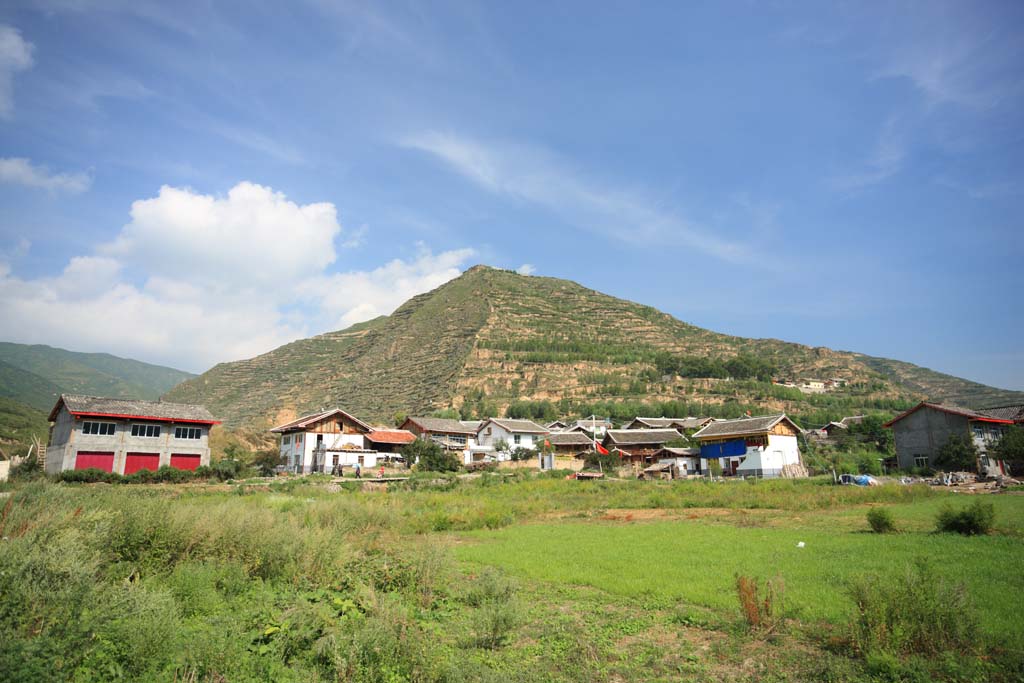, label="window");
[972,425,984,439]
[82,421,116,436]
[282,435,291,445]
[174,426,202,440]
[131,424,161,438]
[450,434,466,445]
[914,456,929,469]
[513,434,521,445]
